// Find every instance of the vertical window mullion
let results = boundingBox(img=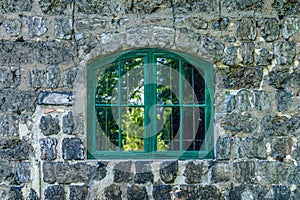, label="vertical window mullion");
[179,60,183,152]
[118,61,122,151]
